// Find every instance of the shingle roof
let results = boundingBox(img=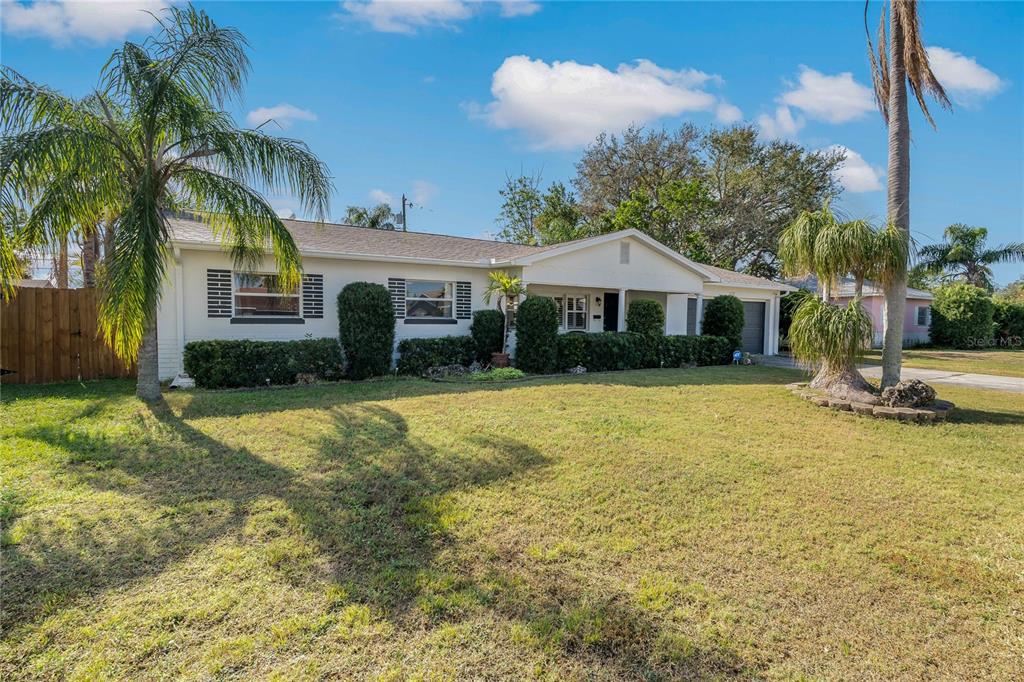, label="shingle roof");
[700,263,792,289]
[784,274,934,300]
[169,216,789,289]
[168,216,540,263]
